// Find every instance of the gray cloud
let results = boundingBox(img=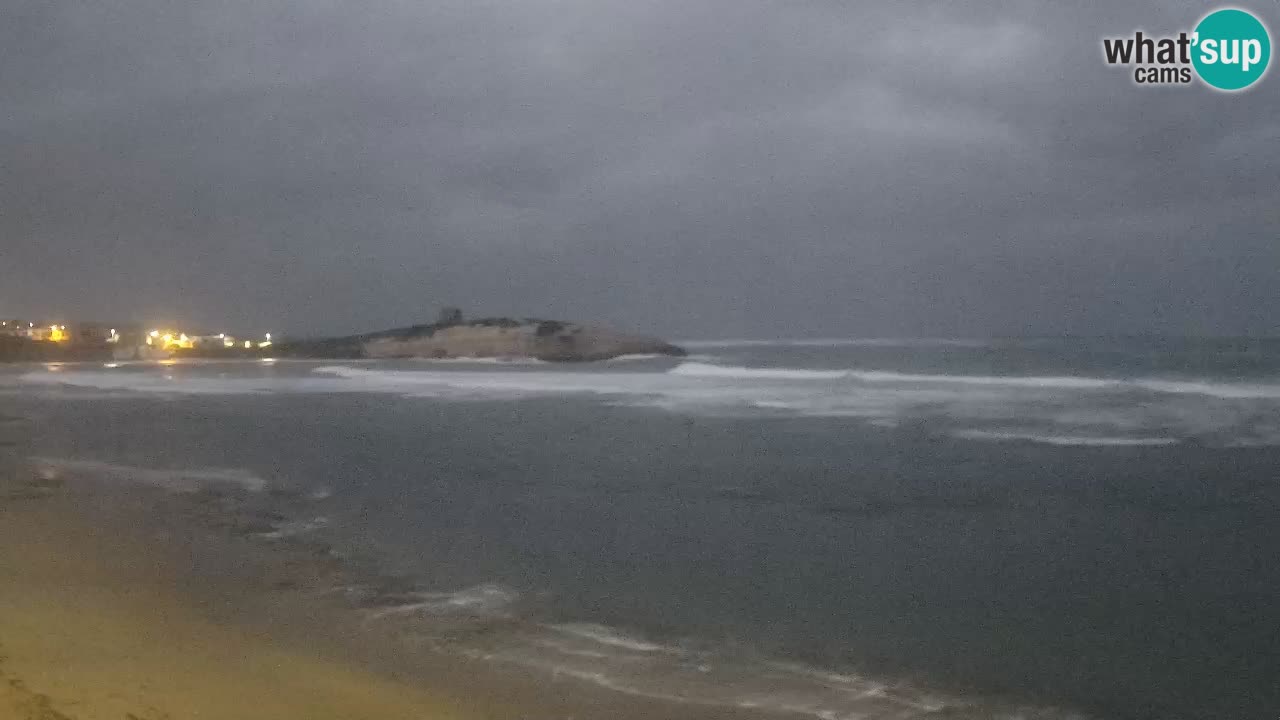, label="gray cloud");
[2,0,1277,337]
